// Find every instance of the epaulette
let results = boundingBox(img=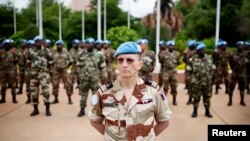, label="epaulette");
[144,79,159,89]
[99,81,113,93]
